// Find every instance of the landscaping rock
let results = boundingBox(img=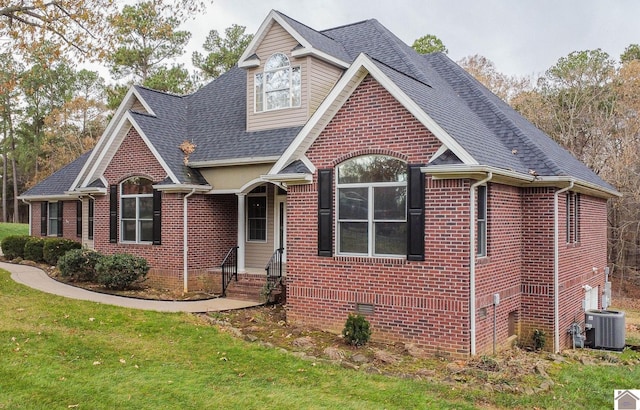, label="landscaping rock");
[341,361,359,370]
[292,336,315,350]
[323,347,346,361]
[351,353,369,363]
[245,334,258,342]
[374,349,401,364]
